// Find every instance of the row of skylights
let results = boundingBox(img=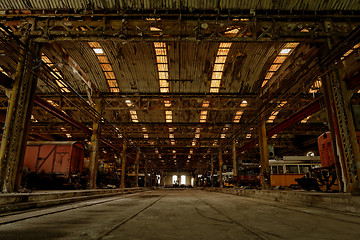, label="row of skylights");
[233,100,248,123]
[41,53,70,93]
[261,43,299,88]
[309,78,322,94]
[154,42,170,93]
[341,43,360,61]
[88,42,119,93]
[142,127,148,139]
[210,42,232,93]
[267,101,287,123]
